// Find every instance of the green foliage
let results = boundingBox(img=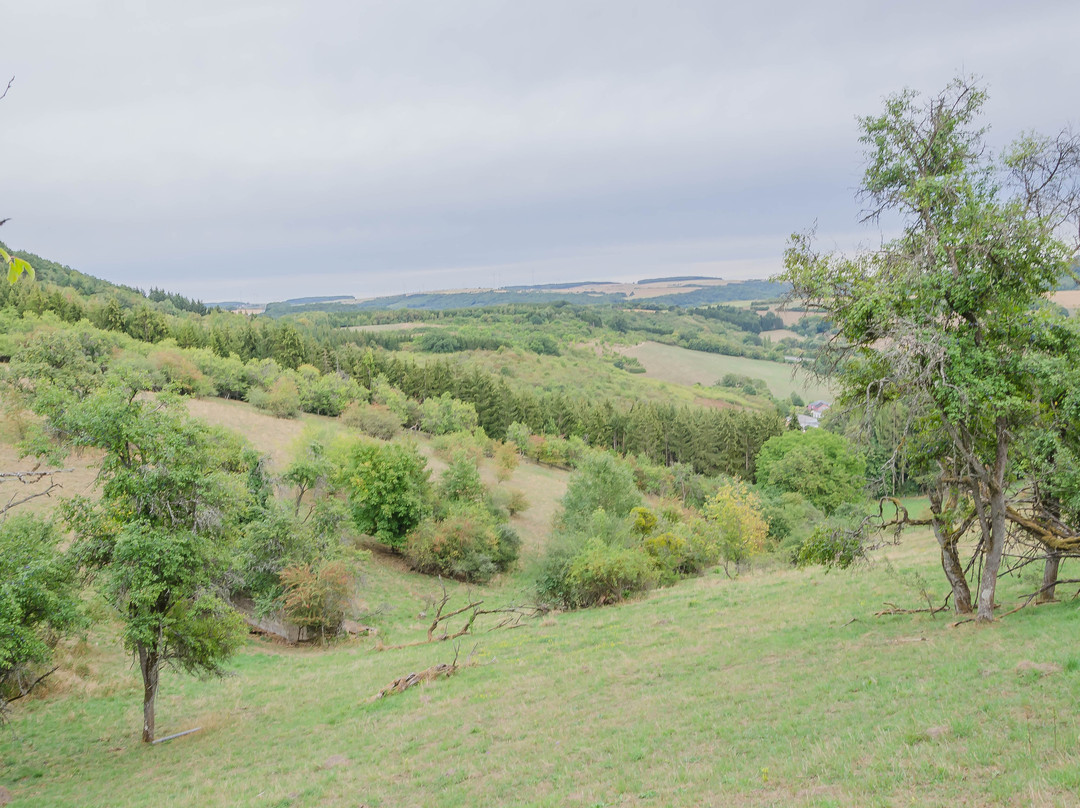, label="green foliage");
[755,429,865,515]
[28,380,254,740]
[248,373,302,418]
[538,537,656,609]
[760,490,823,550]
[493,441,519,482]
[419,392,479,435]
[342,440,431,550]
[792,523,866,570]
[437,451,485,505]
[102,522,244,675]
[560,451,642,532]
[340,401,402,440]
[0,515,82,699]
[405,502,518,582]
[703,478,769,570]
[505,421,531,453]
[296,364,365,417]
[2,246,35,285]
